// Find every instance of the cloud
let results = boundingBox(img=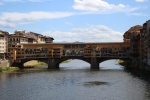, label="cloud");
[64,22,73,26]
[127,12,148,16]
[43,25,123,42]
[0,11,74,28]
[73,0,138,13]
[135,0,148,2]
[0,20,15,28]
